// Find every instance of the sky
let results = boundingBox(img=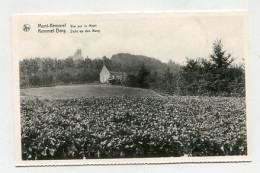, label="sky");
[13,12,247,64]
